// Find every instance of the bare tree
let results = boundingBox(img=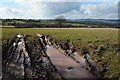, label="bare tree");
[55,15,66,27]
